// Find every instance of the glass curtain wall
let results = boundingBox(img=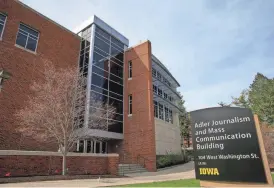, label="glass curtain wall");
[78,26,92,128]
[91,26,124,133]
